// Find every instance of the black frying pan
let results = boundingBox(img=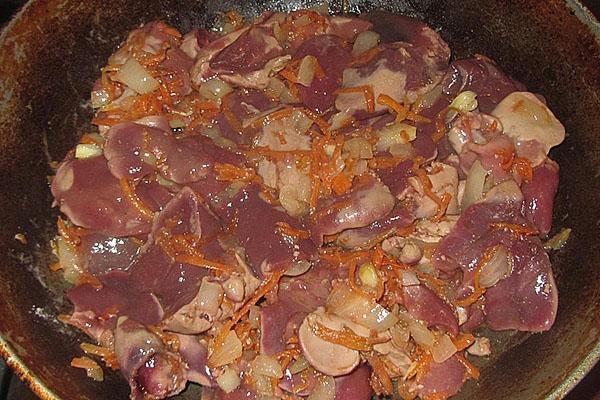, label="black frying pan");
[0,0,599,399]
